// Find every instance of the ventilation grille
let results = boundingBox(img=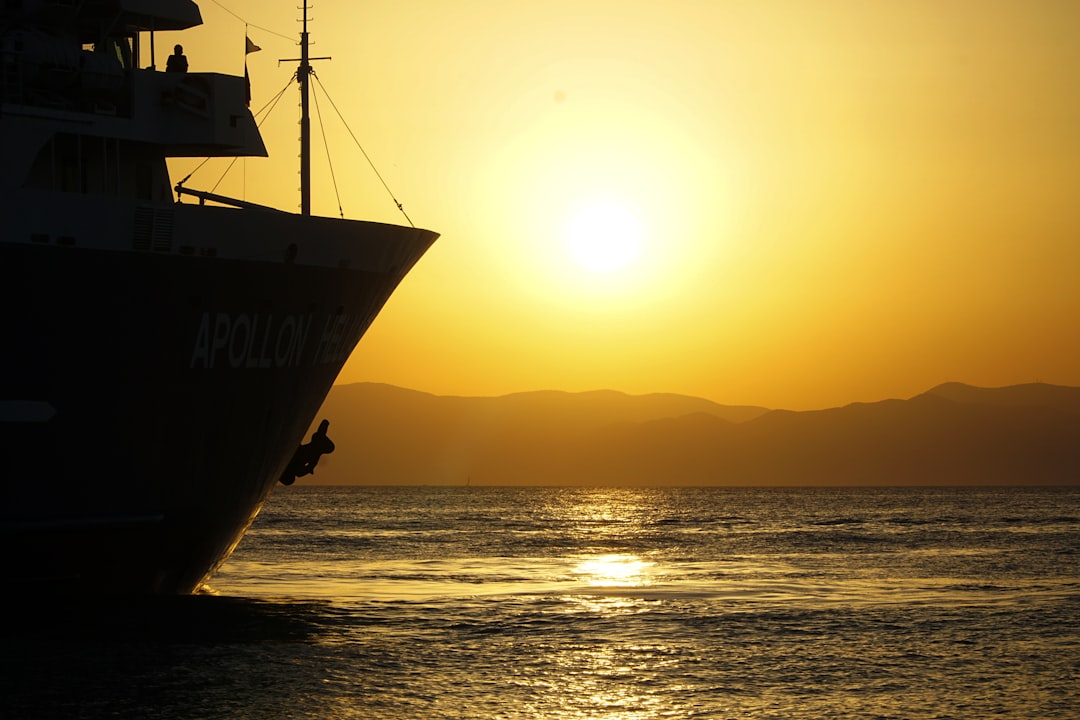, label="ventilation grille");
[133,207,175,252]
